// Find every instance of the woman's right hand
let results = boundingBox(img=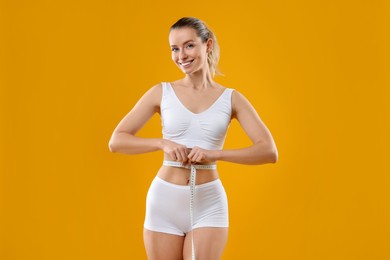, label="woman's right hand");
[161,139,190,163]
